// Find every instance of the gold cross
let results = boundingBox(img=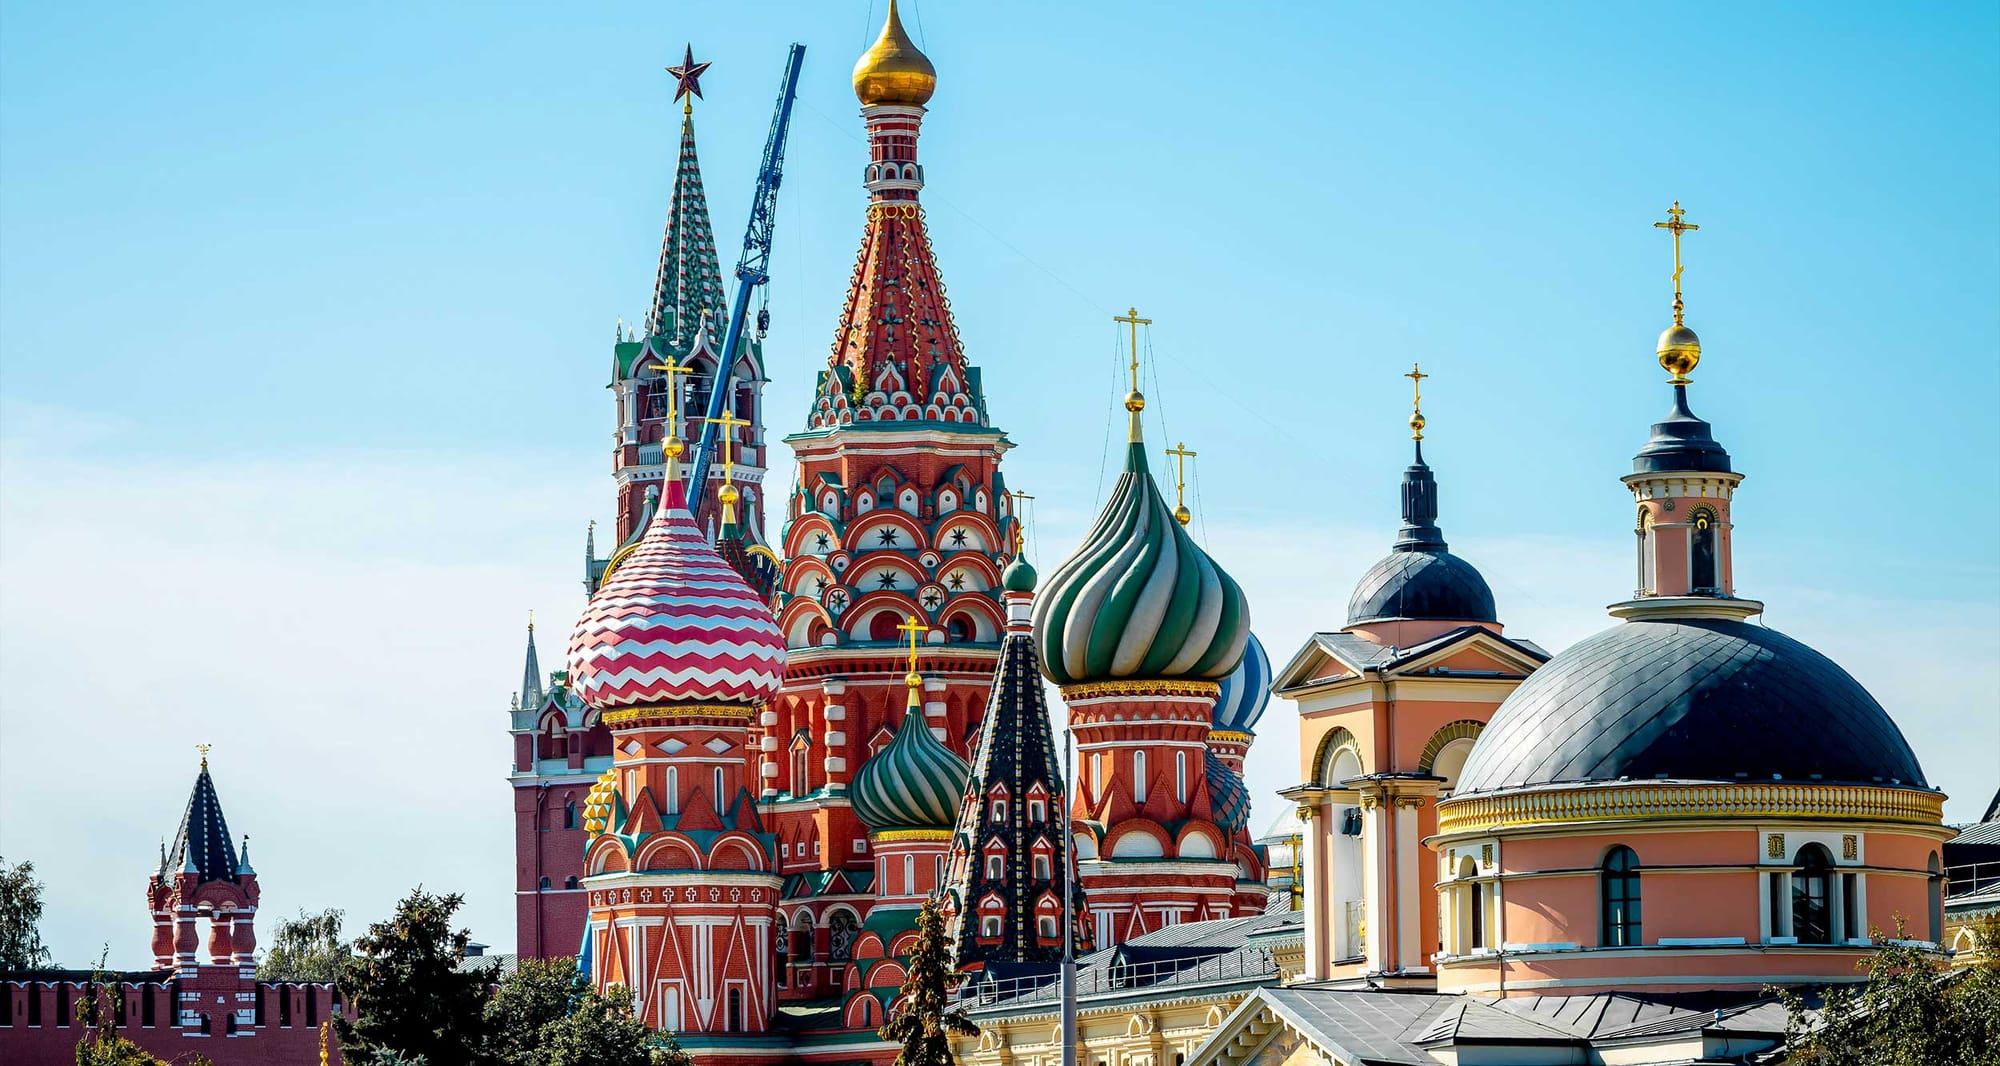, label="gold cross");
[1113,307,1152,394]
[646,354,696,441]
[710,405,751,486]
[1165,442,1197,523]
[1405,363,1428,441]
[1653,202,1699,326]
[1006,490,1034,553]
[897,617,929,677]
